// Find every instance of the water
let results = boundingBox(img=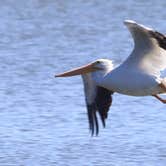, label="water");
[0,0,166,165]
